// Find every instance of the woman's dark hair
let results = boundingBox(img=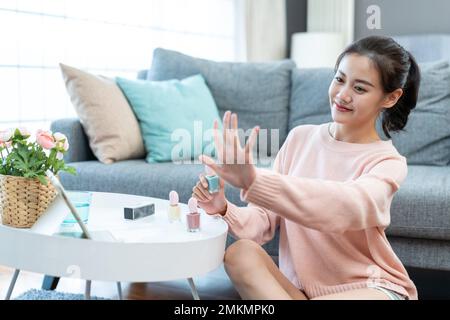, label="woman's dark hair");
[334,35,421,138]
